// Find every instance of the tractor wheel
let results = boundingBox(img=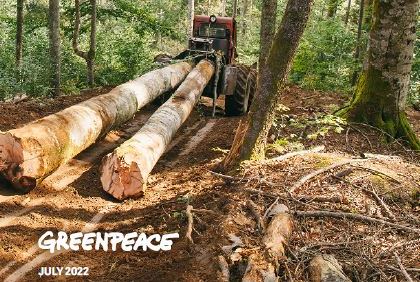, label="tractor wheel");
[225,64,257,116]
